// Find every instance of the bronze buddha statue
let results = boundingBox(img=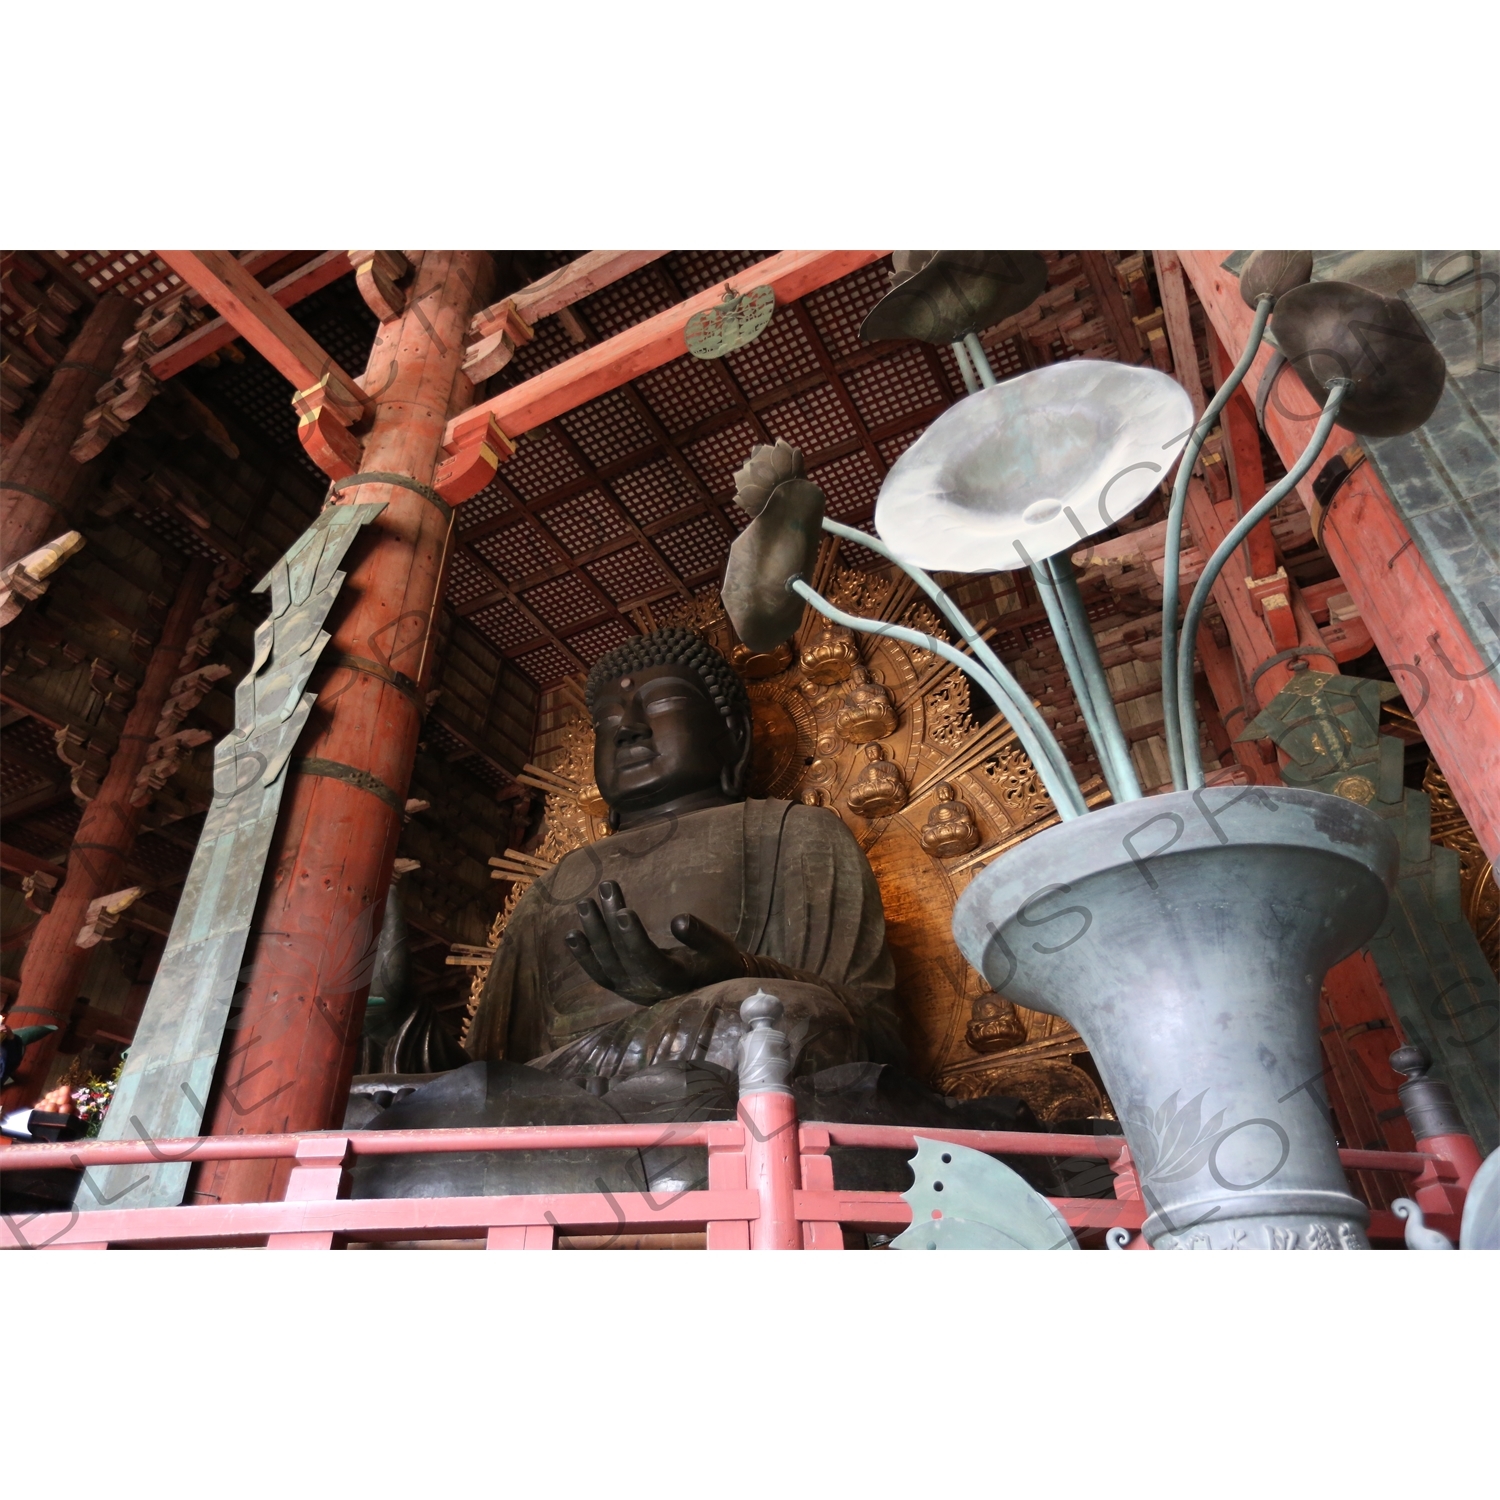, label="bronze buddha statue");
[465,627,905,1081]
